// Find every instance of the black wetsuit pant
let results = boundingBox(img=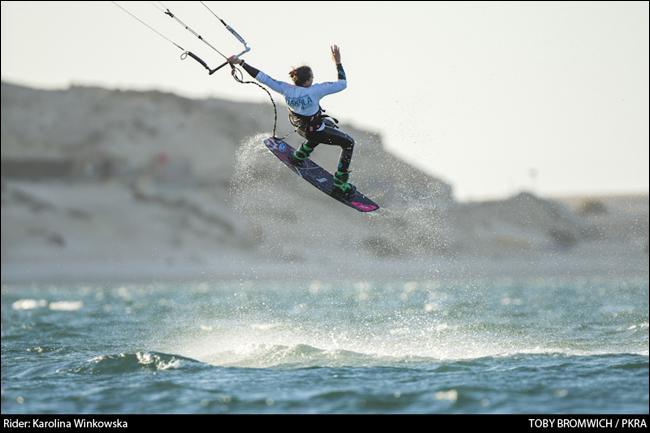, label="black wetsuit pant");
[298,126,355,173]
